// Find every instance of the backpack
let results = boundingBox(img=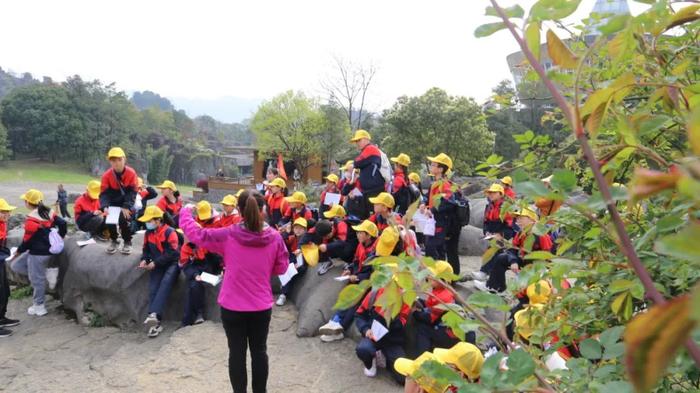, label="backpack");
[378,150,393,185]
[449,192,471,230]
[48,228,64,255]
